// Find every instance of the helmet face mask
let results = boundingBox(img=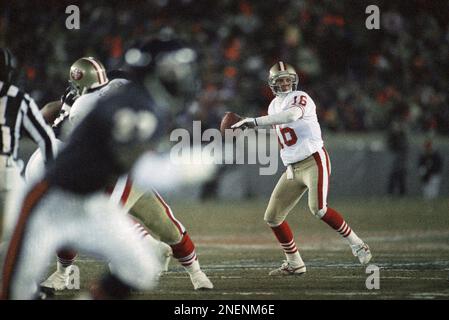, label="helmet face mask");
[268,61,298,96]
[69,57,109,95]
